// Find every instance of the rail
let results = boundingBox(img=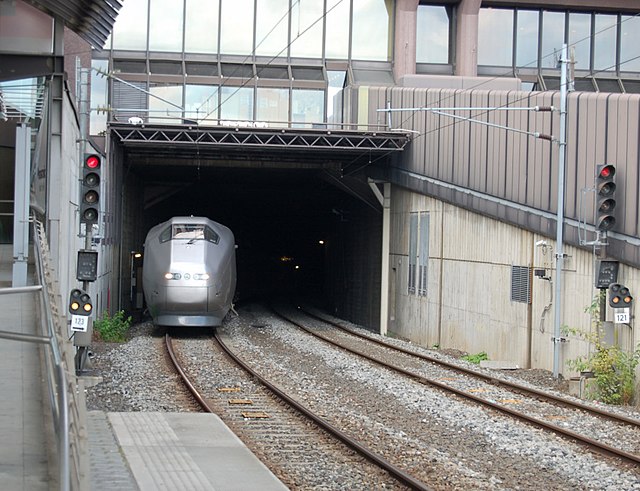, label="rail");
[0,219,88,490]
